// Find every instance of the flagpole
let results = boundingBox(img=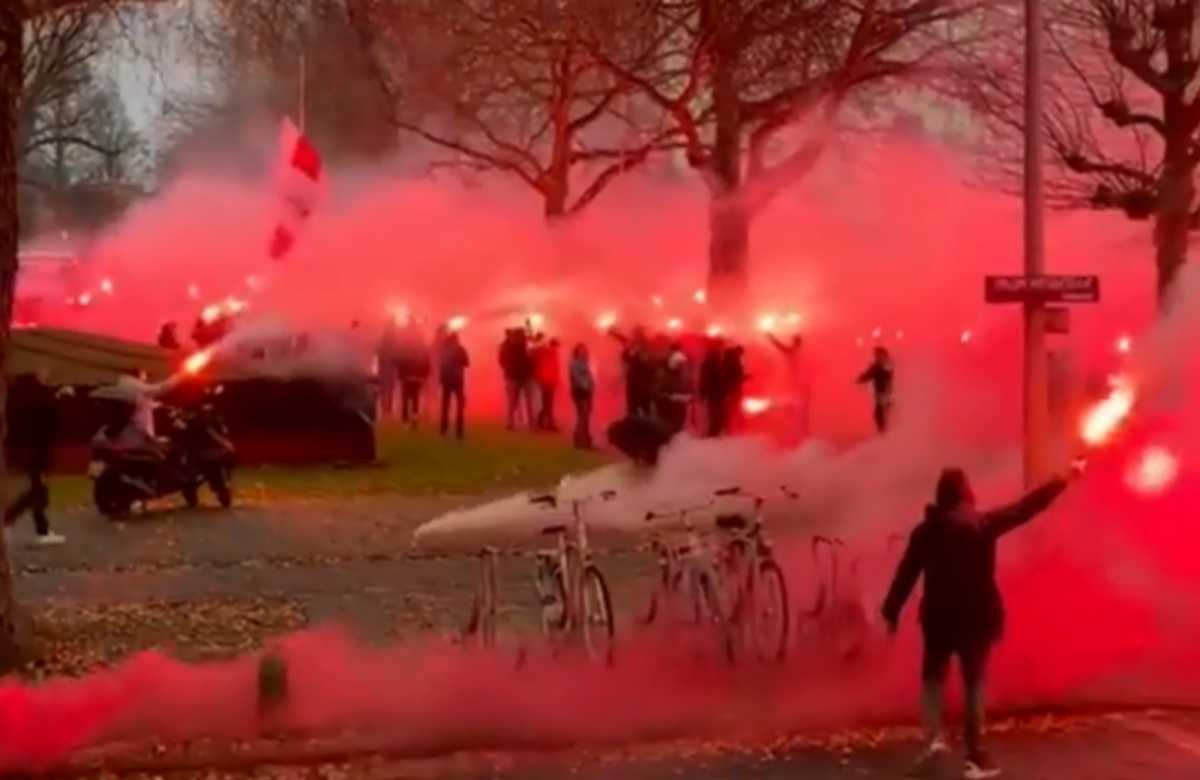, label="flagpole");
[298,51,307,134]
